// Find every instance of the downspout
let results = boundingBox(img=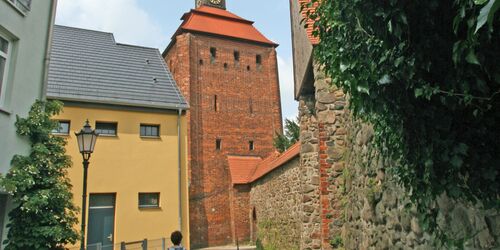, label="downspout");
[41,0,58,100]
[177,108,183,231]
